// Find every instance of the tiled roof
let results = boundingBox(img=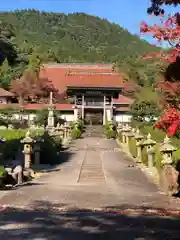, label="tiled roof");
[40,67,123,92]
[113,95,134,104]
[65,74,124,88]
[0,104,73,111]
[0,88,14,97]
